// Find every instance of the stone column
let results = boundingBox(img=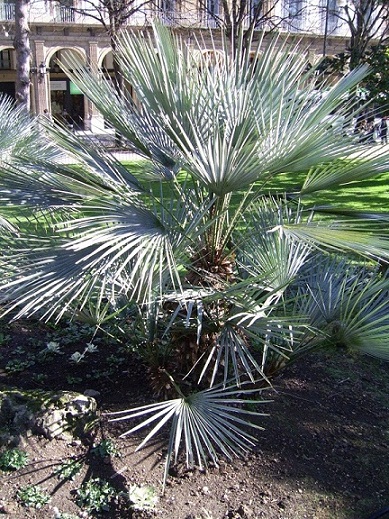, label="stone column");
[86,40,104,132]
[33,40,49,115]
